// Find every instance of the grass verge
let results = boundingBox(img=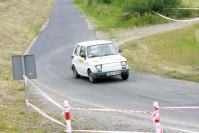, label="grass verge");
[121,23,199,82]
[73,0,167,31]
[0,0,55,132]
